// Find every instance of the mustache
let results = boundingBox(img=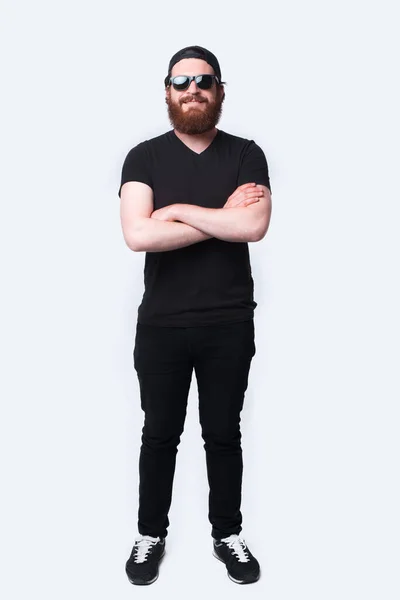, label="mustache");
[181,96,207,103]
